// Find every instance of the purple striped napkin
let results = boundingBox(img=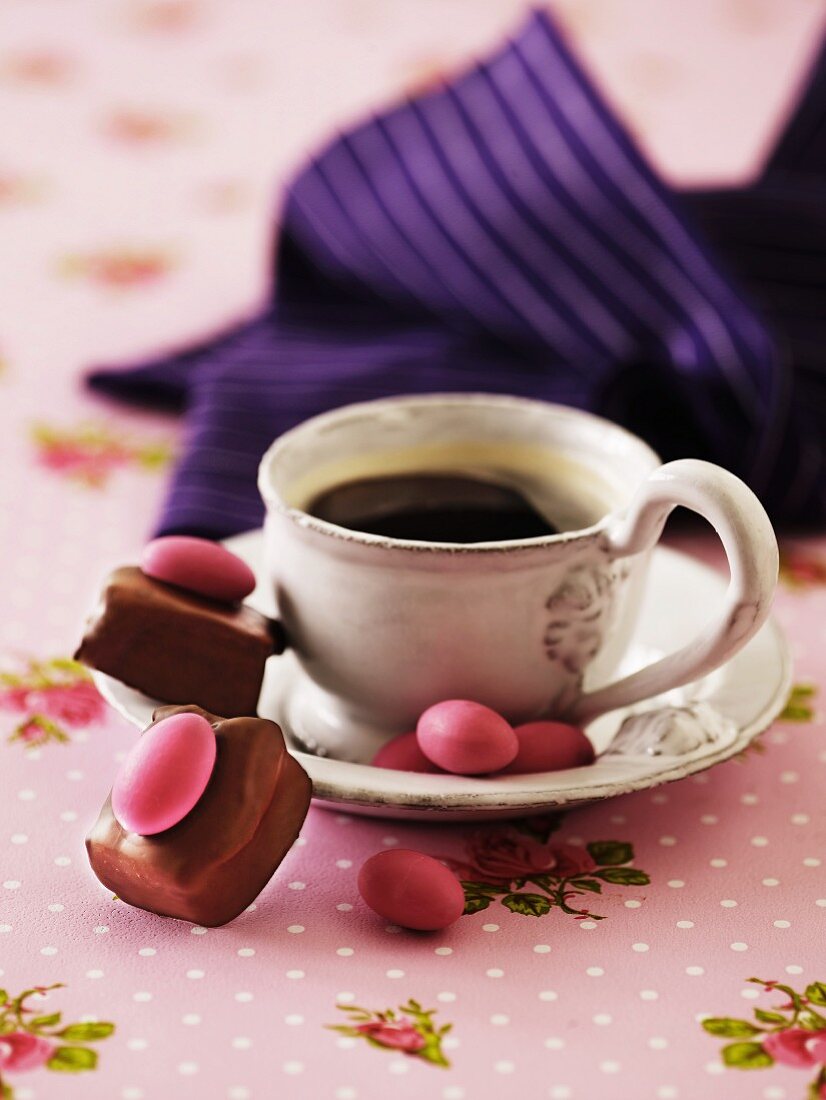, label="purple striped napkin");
[89,10,826,537]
